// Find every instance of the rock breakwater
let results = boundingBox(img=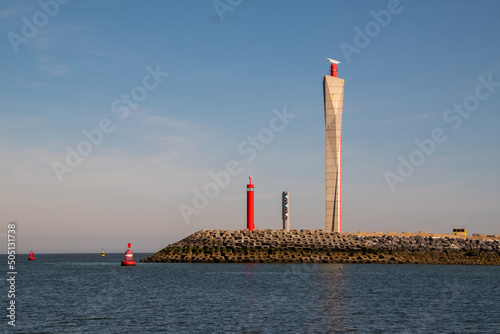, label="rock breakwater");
[140,229,500,265]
